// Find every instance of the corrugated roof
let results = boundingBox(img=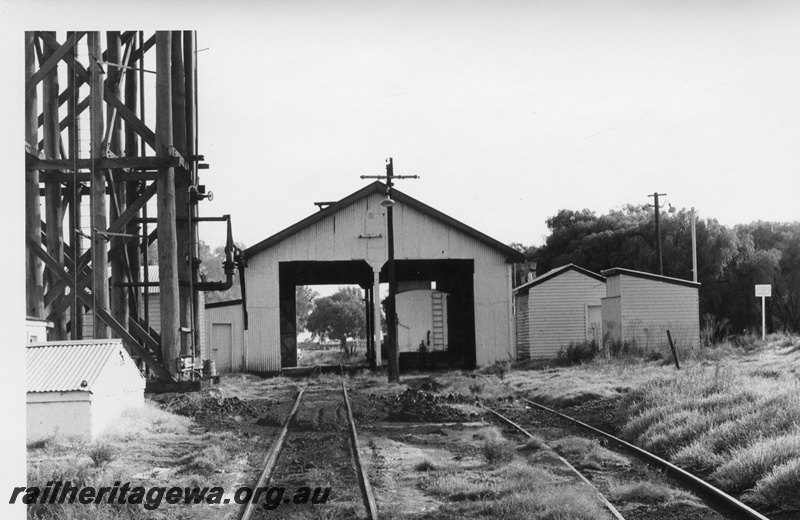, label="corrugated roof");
[26,340,124,393]
[244,181,525,263]
[514,264,605,293]
[600,267,701,288]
